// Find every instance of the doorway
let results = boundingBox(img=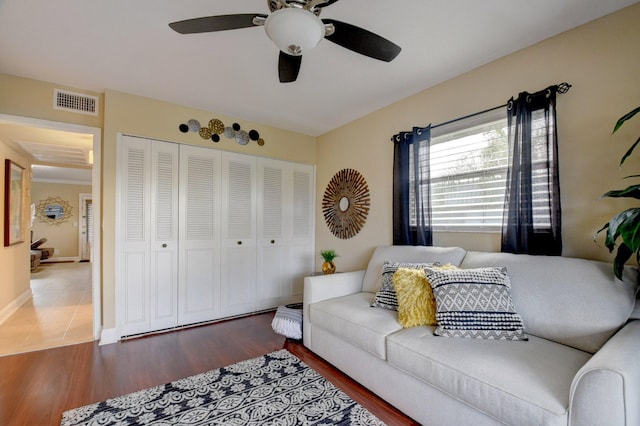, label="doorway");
[0,261,93,356]
[0,114,102,343]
